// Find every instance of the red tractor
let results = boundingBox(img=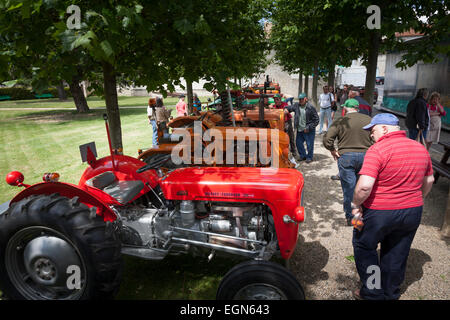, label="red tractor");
[0,115,305,300]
